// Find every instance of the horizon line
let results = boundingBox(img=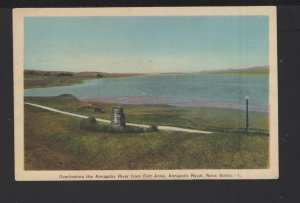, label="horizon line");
[24,64,269,74]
